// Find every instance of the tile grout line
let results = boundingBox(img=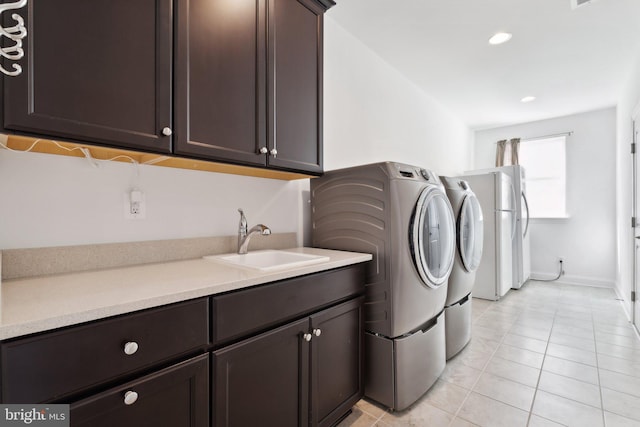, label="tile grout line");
[445,298,507,426]
[523,298,557,427]
[592,295,640,425]
[447,297,533,427]
[530,293,619,424]
[591,295,607,427]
